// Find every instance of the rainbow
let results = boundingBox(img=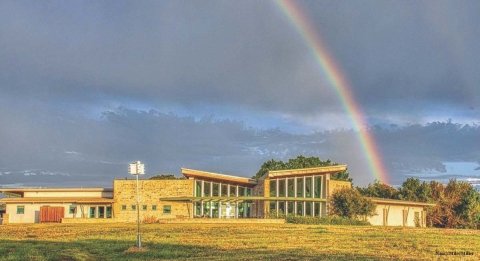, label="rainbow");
[275,0,389,184]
